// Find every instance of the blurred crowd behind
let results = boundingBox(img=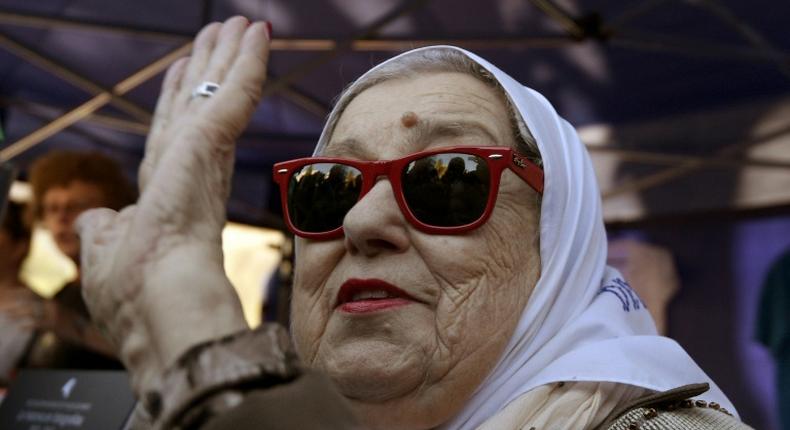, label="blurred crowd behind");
[0,149,285,387]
